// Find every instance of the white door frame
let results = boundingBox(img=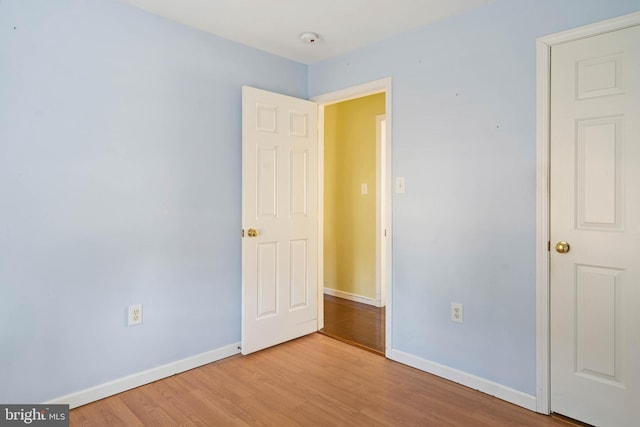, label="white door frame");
[535,11,640,414]
[376,114,387,308]
[312,77,393,357]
